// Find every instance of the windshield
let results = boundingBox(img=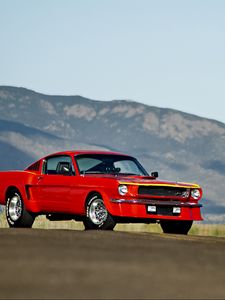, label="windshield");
[75,154,148,176]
